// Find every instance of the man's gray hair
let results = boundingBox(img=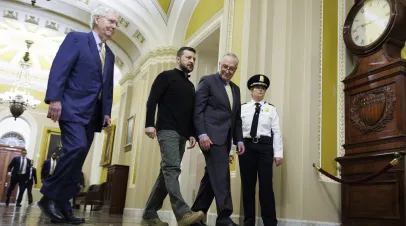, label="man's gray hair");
[221,52,239,64]
[89,6,118,29]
